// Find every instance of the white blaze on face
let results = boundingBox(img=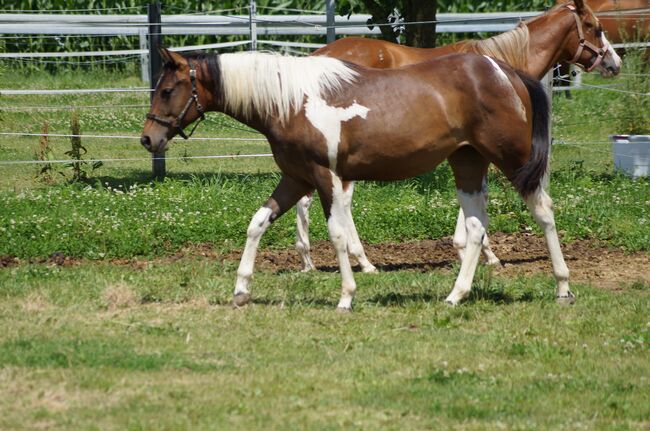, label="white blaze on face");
[305,94,370,172]
[603,33,622,70]
[483,55,527,122]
